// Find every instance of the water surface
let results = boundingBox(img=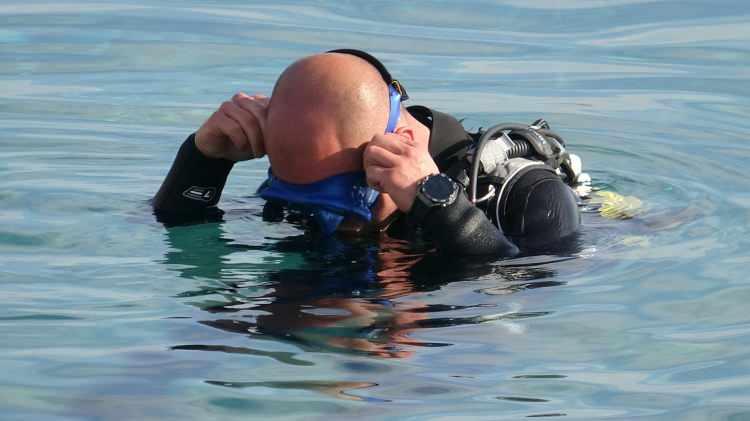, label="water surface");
[2,0,750,419]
